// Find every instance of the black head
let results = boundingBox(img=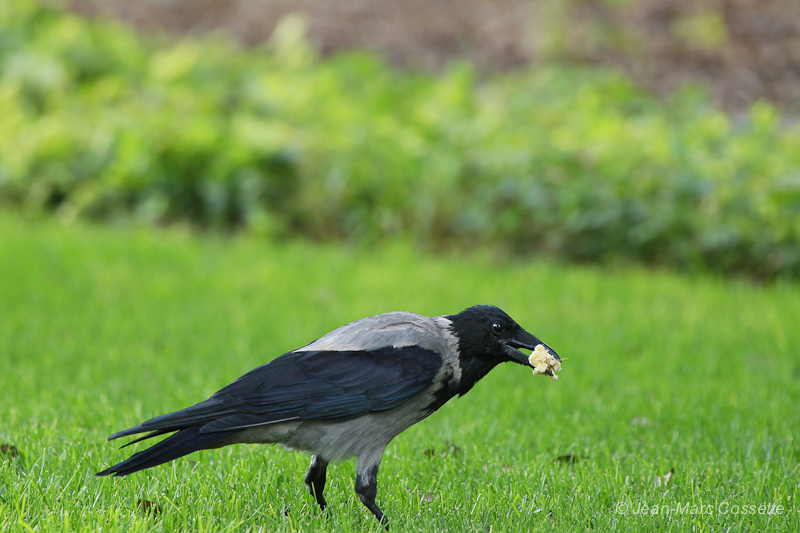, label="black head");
[447,305,559,368]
